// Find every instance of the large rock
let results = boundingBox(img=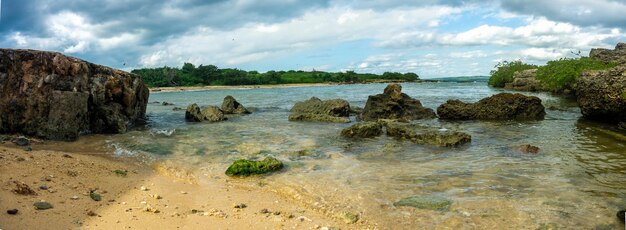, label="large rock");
[0,49,149,140]
[185,104,226,122]
[590,43,626,65]
[289,97,351,123]
[340,122,383,138]
[225,157,284,177]
[385,122,471,147]
[576,65,626,124]
[437,93,545,120]
[504,69,544,92]
[221,95,250,114]
[361,84,436,121]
